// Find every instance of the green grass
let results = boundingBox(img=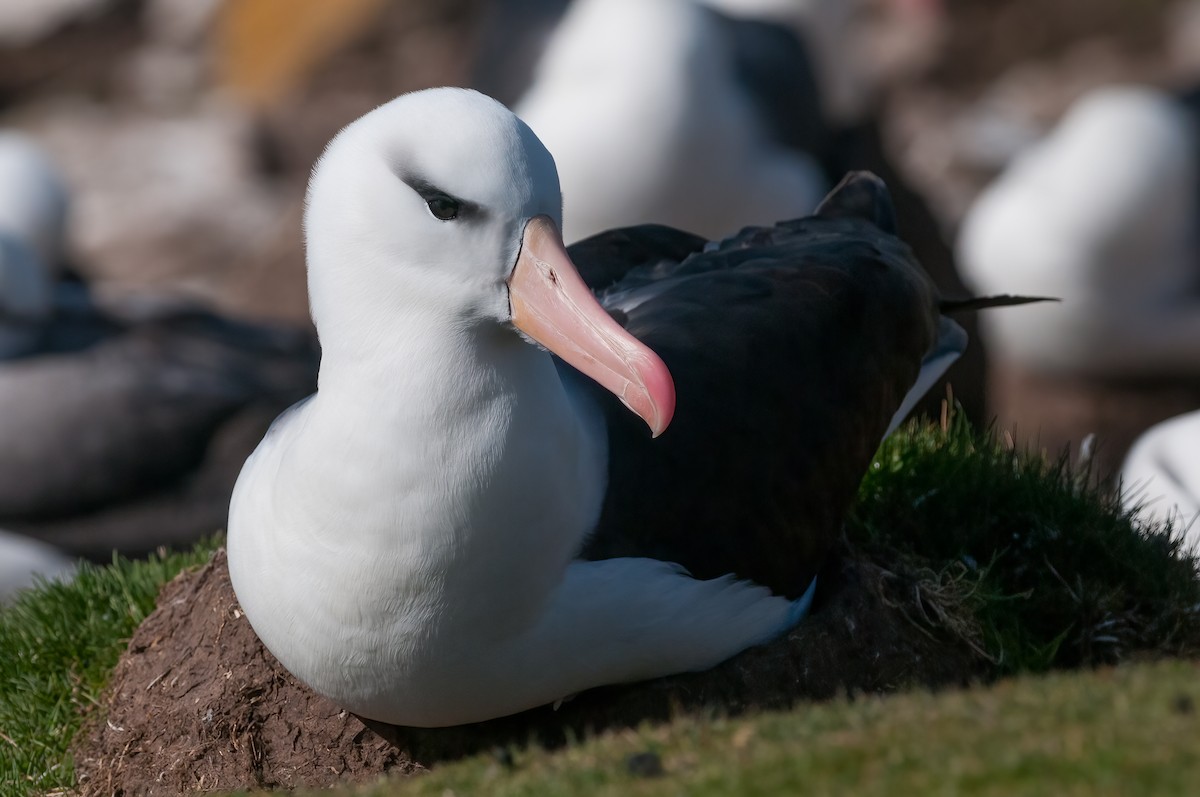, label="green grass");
[848,409,1200,671]
[0,541,220,796]
[319,659,1200,797]
[0,410,1197,795]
